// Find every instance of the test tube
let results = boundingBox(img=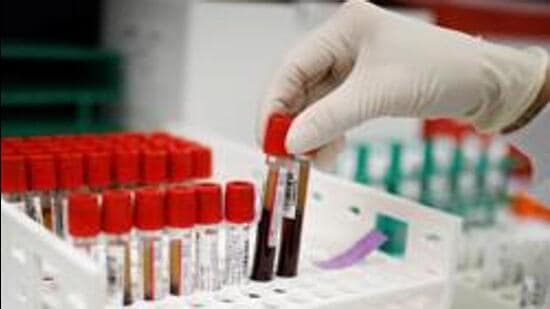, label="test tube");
[189,144,213,180]
[251,113,292,281]
[68,192,102,261]
[277,156,310,277]
[113,148,140,190]
[225,181,255,285]
[196,183,223,291]
[102,190,135,306]
[27,154,57,230]
[166,186,197,296]
[168,146,194,186]
[55,152,84,238]
[141,148,168,188]
[1,155,28,211]
[135,188,168,301]
[85,151,112,194]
